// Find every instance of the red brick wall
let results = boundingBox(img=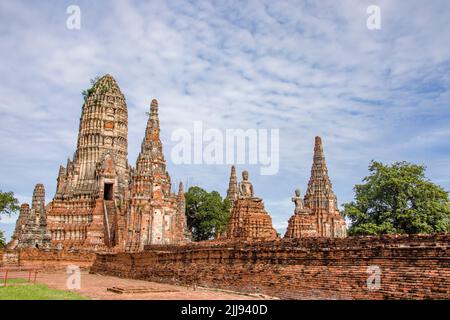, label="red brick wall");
[17,249,96,270]
[91,234,450,299]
